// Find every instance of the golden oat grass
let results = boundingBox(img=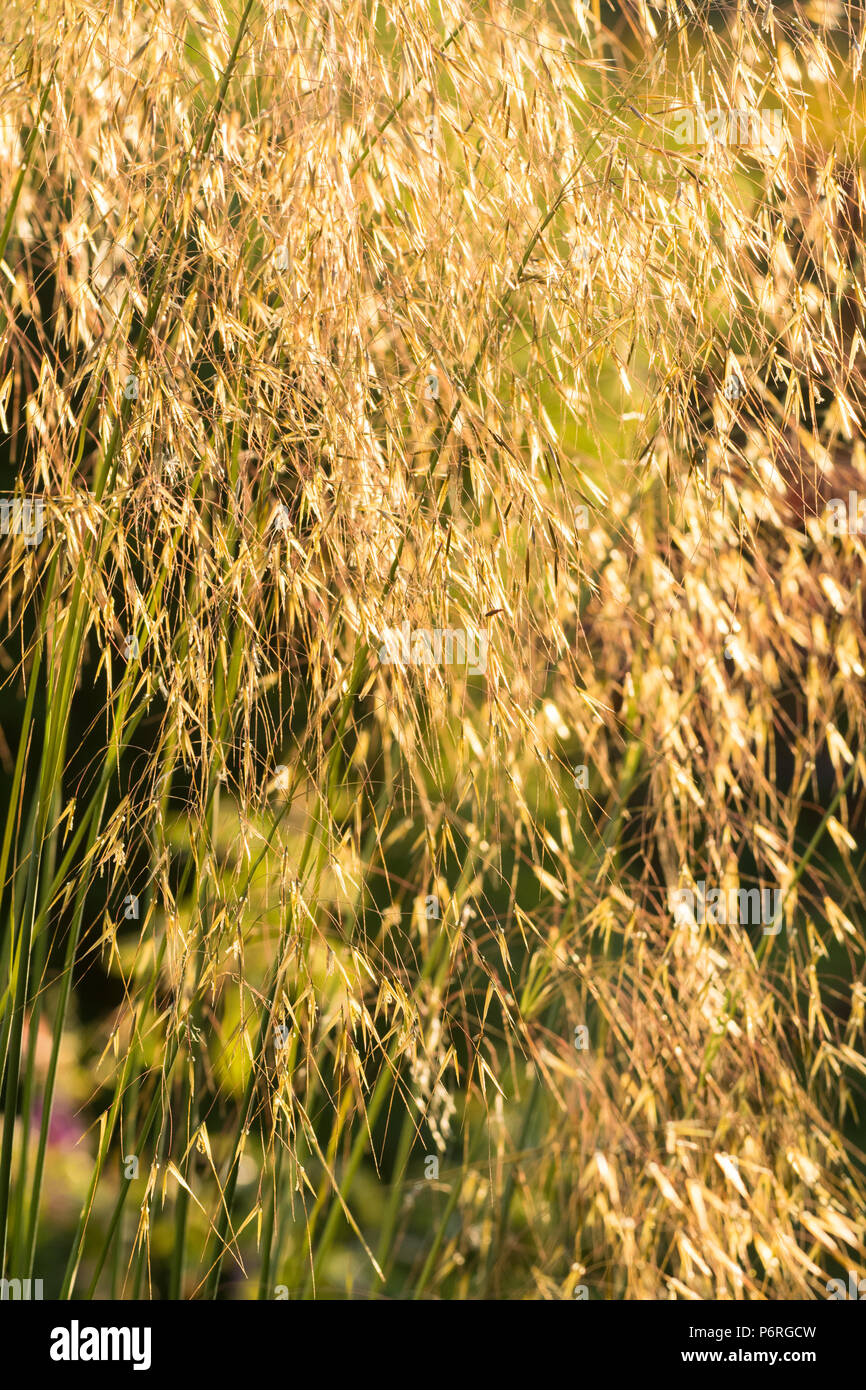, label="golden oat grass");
[0,0,864,1298]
